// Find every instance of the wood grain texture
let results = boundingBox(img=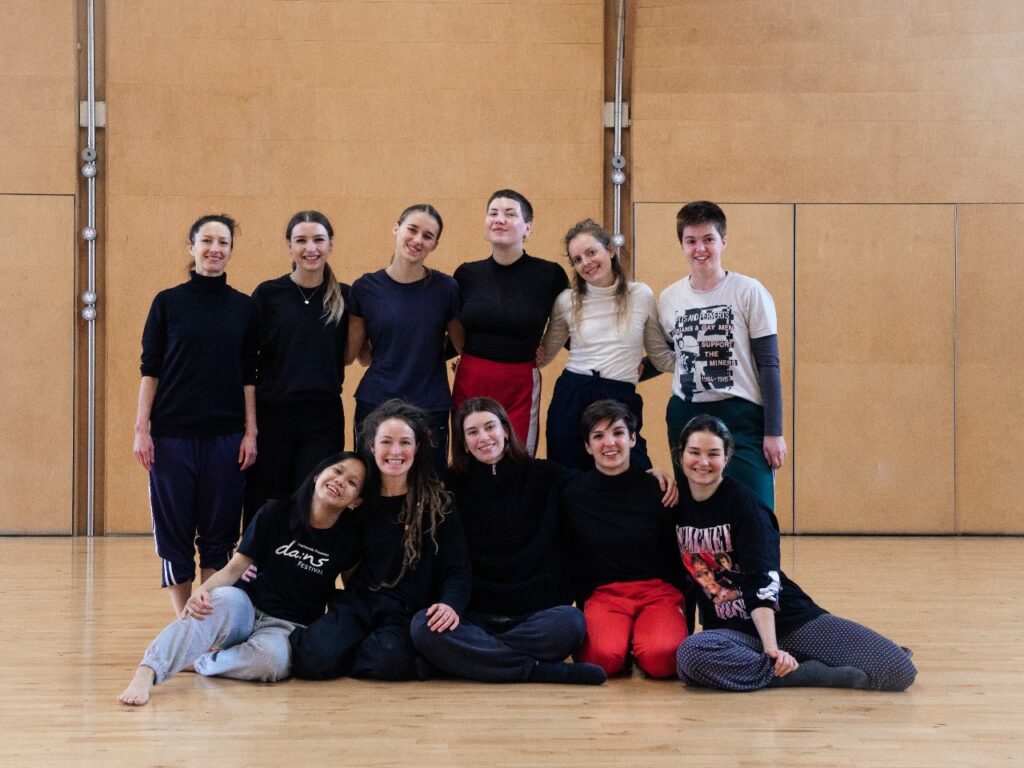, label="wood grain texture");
[955,204,1024,533]
[0,195,75,533]
[102,0,605,531]
[2,535,1020,767]
[795,204,954,533]
[631,0,1024,204]
[634,202,794,531]
[0,0,78,195]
